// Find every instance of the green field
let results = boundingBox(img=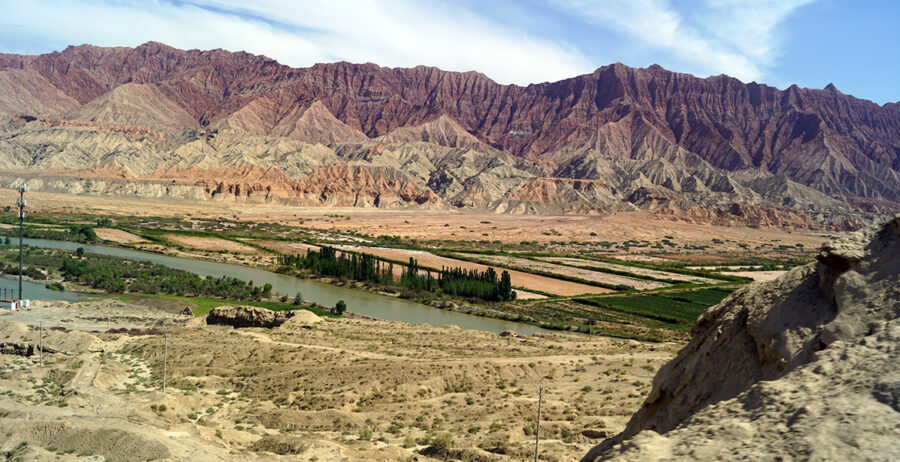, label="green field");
[114,293,334,317]
[577,288,734,330]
